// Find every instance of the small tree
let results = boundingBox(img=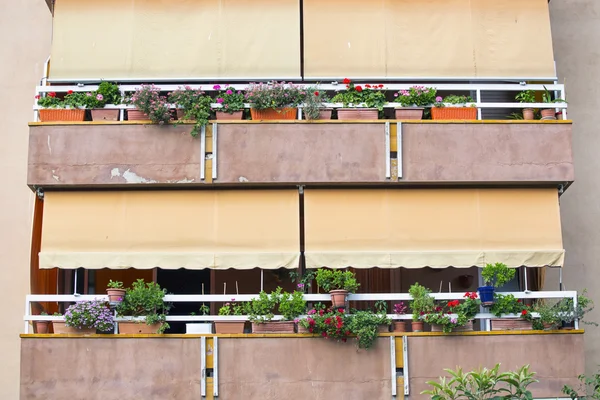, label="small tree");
[481,262,515,288]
